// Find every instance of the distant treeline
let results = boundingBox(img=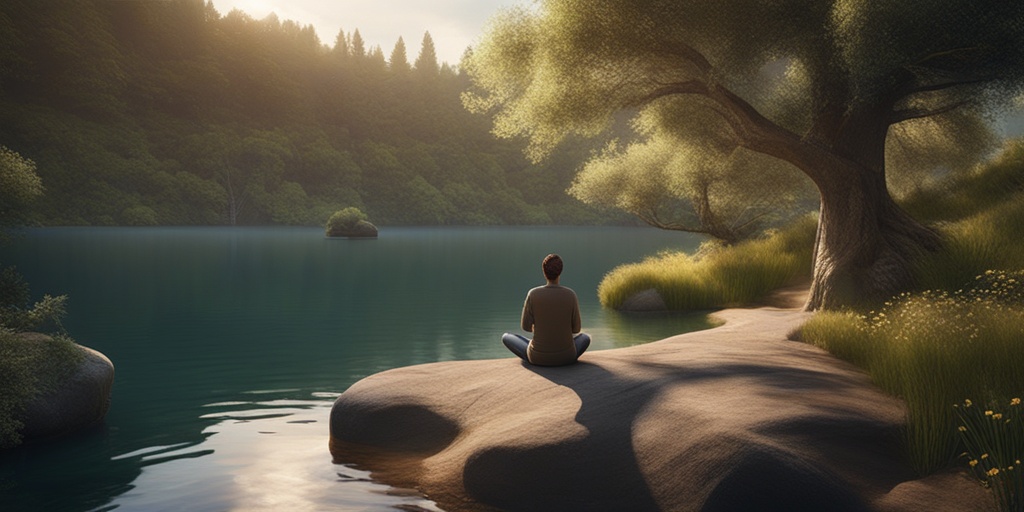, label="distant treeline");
[0,0,623,226]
